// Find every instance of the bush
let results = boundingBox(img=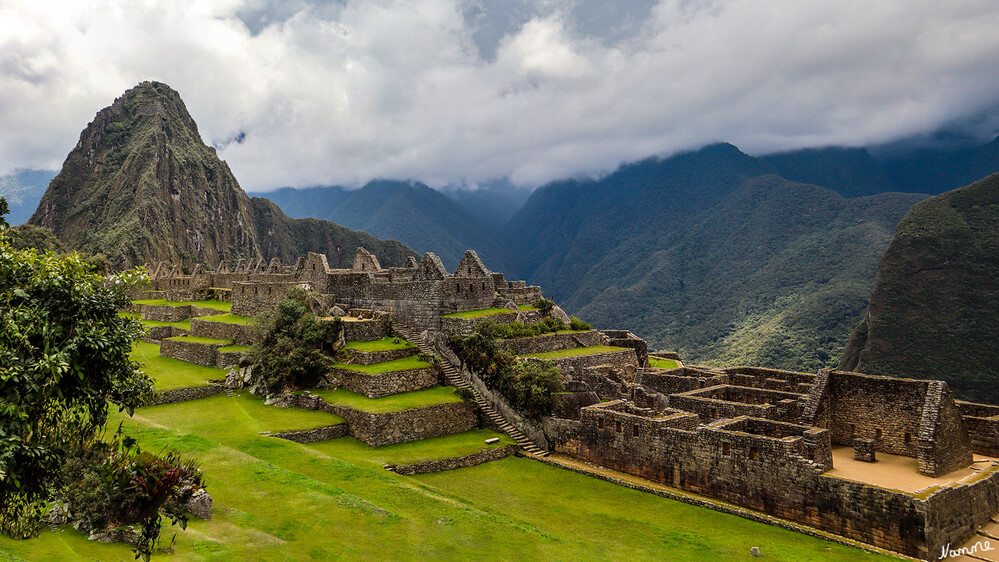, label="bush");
[453,387,475,401]
[60,425,204,561]
[249,289,343,396]
[569,316,591,331]
[448,333,564,419]
[533,298,554,316]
